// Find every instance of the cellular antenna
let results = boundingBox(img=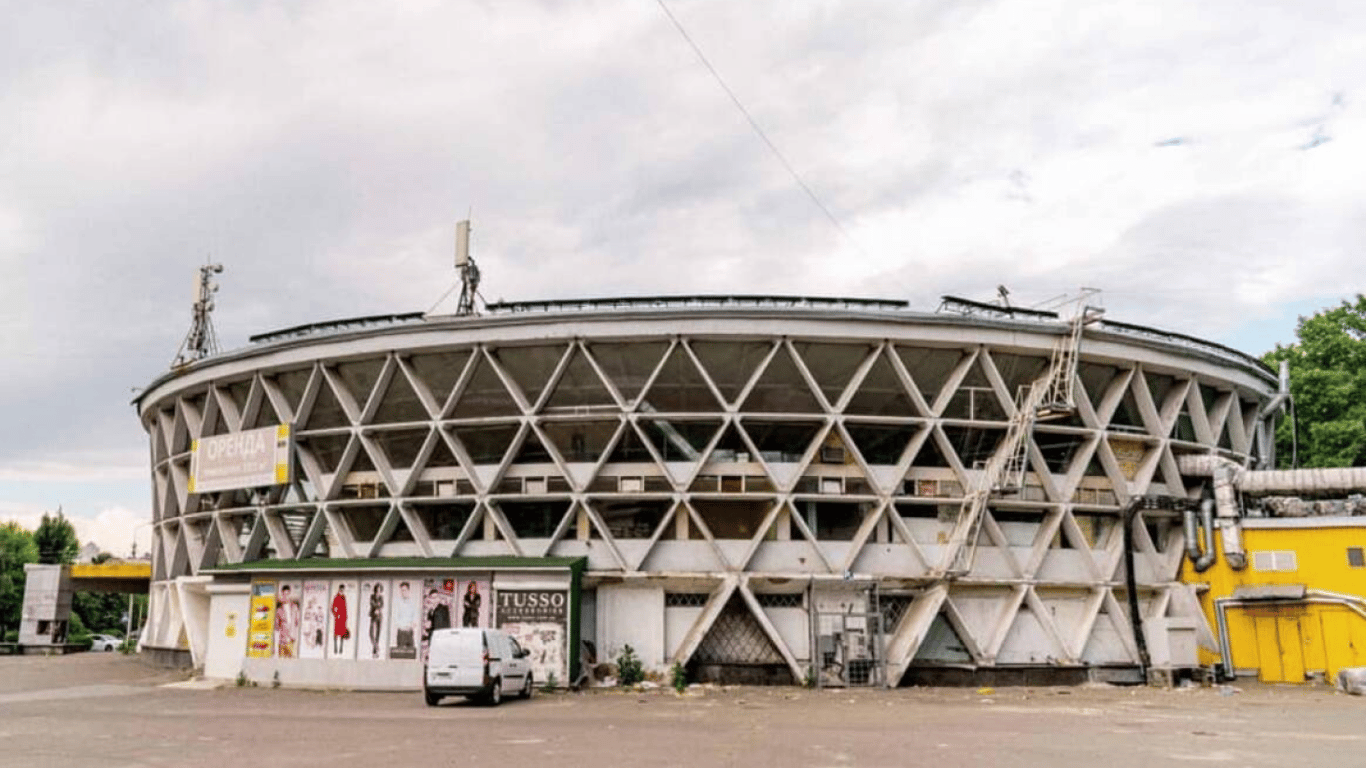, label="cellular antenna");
[455,220,481,316]
[172,262,224,368]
